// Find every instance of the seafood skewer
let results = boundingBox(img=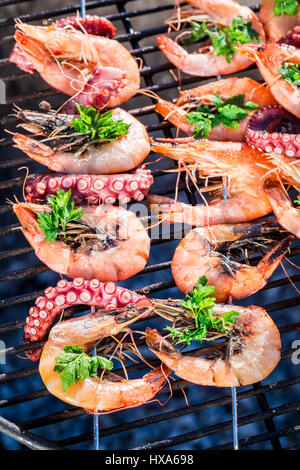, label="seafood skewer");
[156,77,276,142]
[13,21,139,111]
[39,305,170,412]
[13,106,150,174]
[10,15,116,73]
[146,302,281,387]
[171,221,293,299]
[25,168,153,205]
[13,201,150,282]
[157,0,265,77]
[25,278,151,361]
